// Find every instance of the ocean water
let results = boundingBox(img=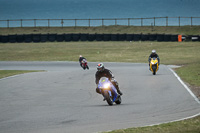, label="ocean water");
[0,0,200,27]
